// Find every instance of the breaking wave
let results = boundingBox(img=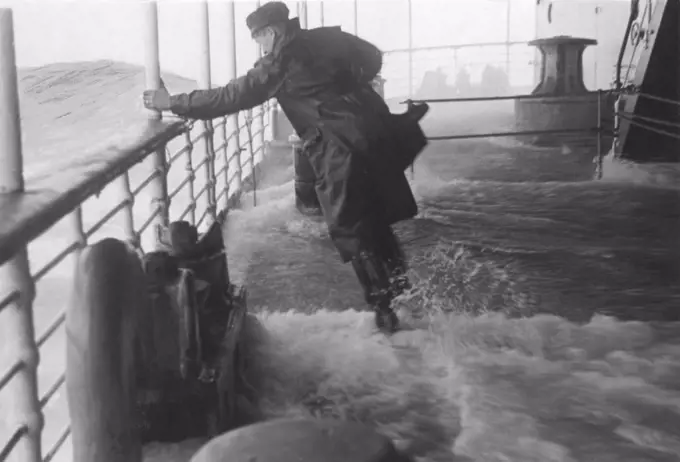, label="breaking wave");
[0,61,679,462]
